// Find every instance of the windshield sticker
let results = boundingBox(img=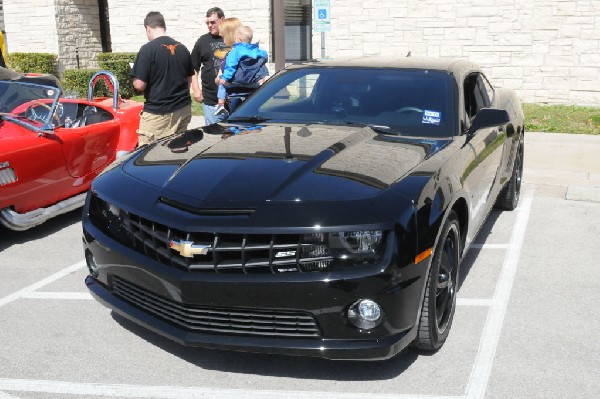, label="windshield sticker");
[422,110,441,126]
[46,89,55,97]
